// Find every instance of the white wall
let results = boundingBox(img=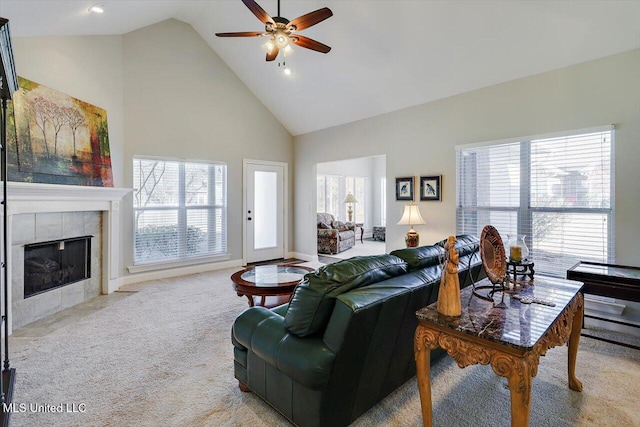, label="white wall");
[123,19,292,276]
[14,19,293,282]
[294,49,640,266]
[12,36,125,187]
